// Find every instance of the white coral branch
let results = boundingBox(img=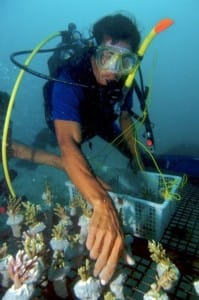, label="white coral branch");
[7,250,38,289]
